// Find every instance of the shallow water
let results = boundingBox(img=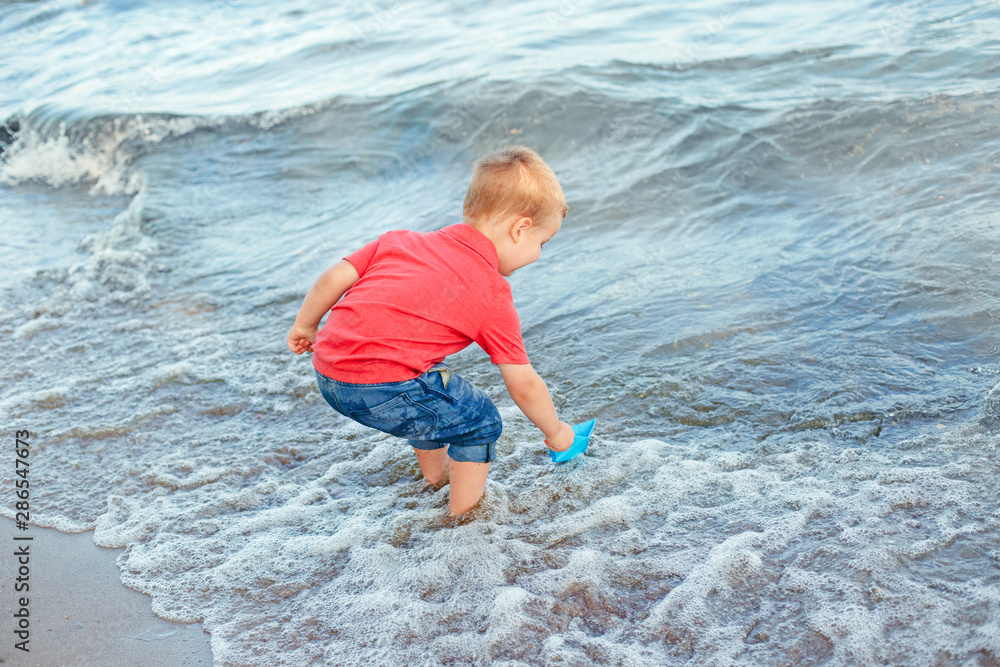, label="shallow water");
[2,1,999,665]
